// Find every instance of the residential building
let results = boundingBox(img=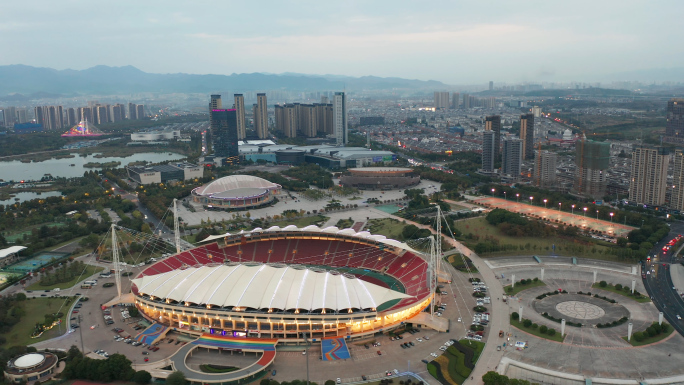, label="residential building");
[502,138,522,178]
[485,115,501,162]
[451,92,460,109]
[211,109,239,161]
[255,93,268,139]
[334,92,348,146]
[434,92,450,109]
[481,130,495,172]
[534,151,557,189]
[234,94,246,140]
[128,102,138,120]
[573,138,610,199]
[672,150,684,211]
[629,146,670,206]
[665,98,684,142]
[520,113,535,160]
